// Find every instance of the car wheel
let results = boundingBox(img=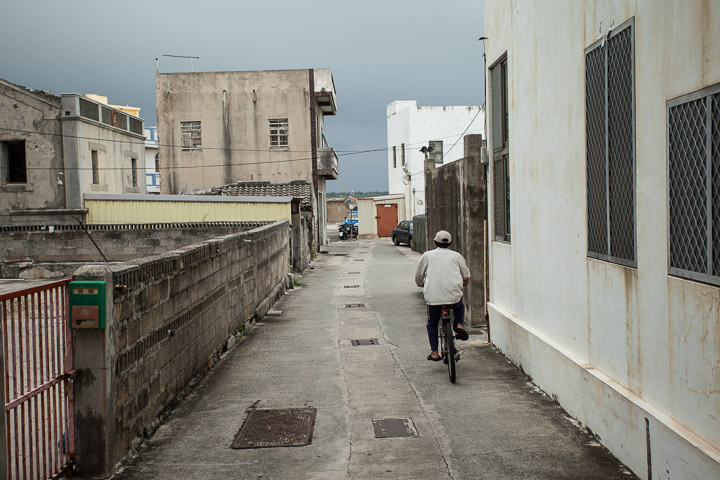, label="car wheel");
[408,236,412,247]
[393,236,399,246]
